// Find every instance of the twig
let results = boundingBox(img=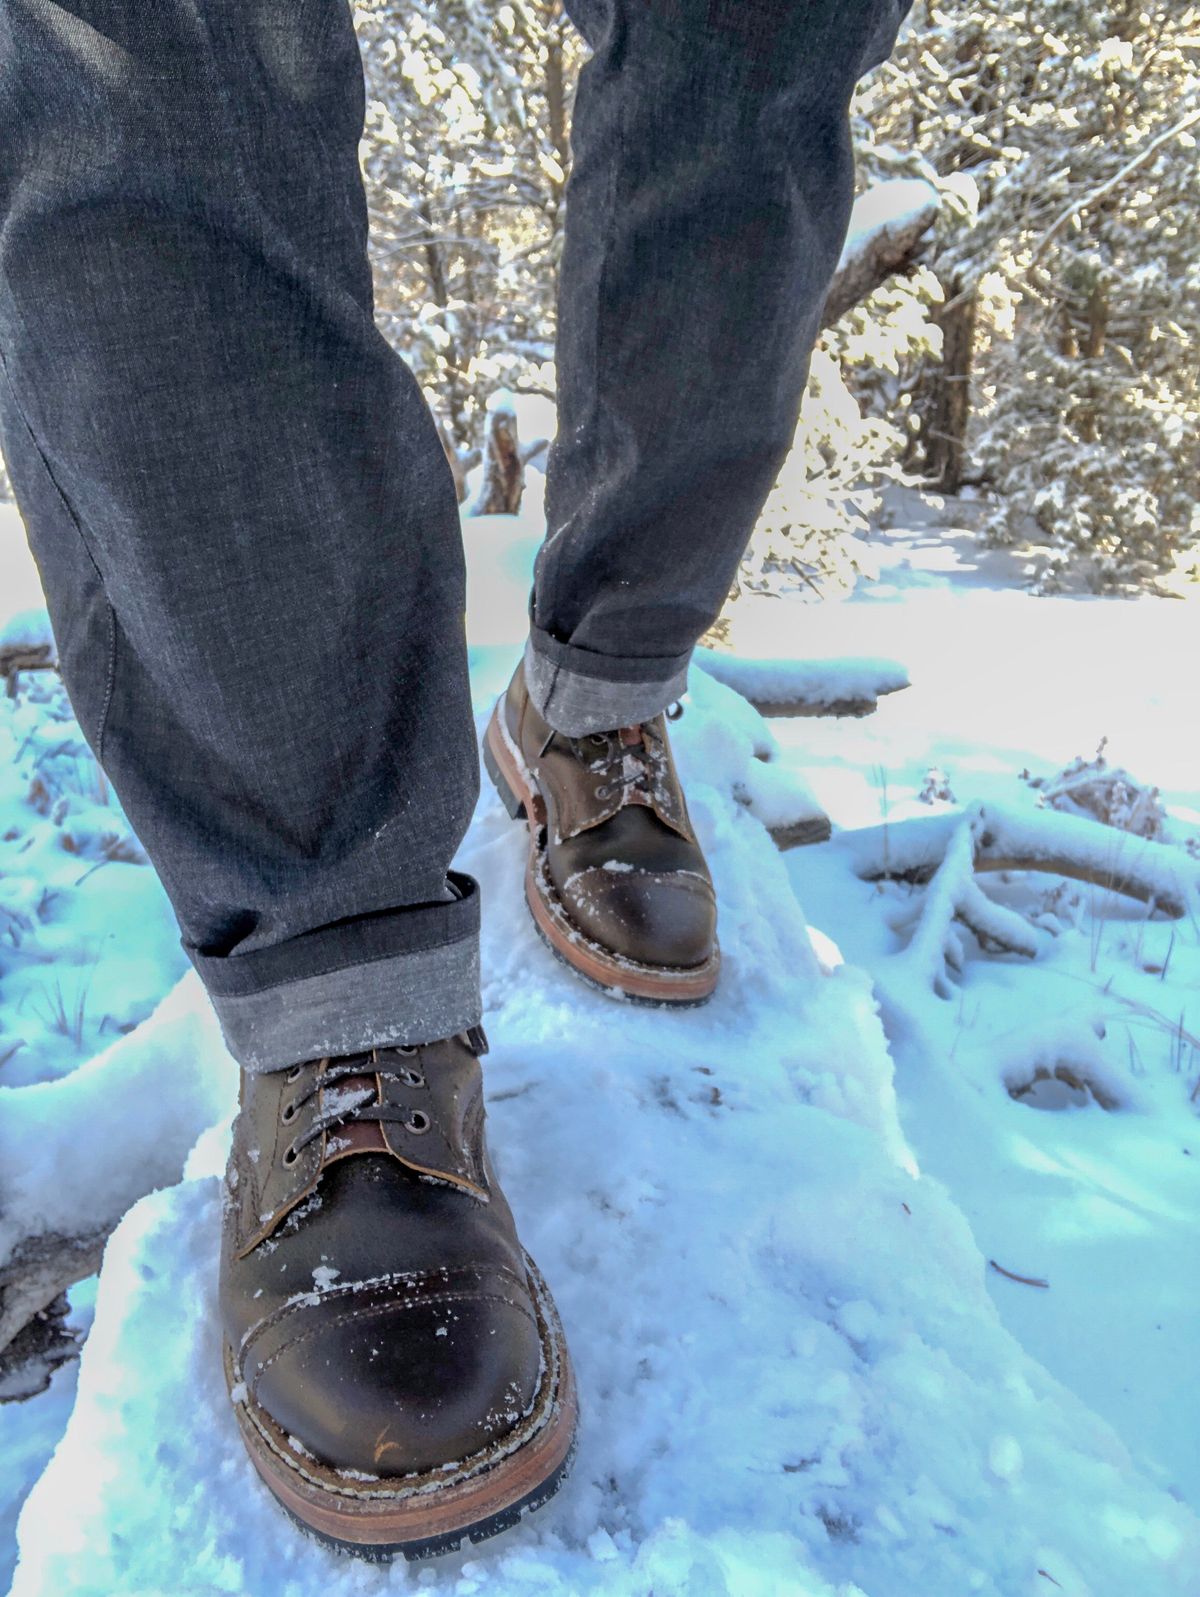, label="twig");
[1032,106,1200,262]
[988,1259,1050,1289]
